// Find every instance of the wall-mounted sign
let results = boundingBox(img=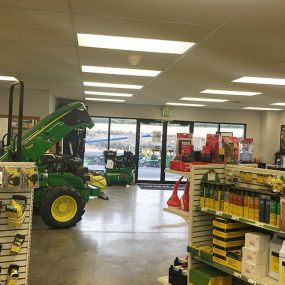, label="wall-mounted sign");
[161,106,173,117]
